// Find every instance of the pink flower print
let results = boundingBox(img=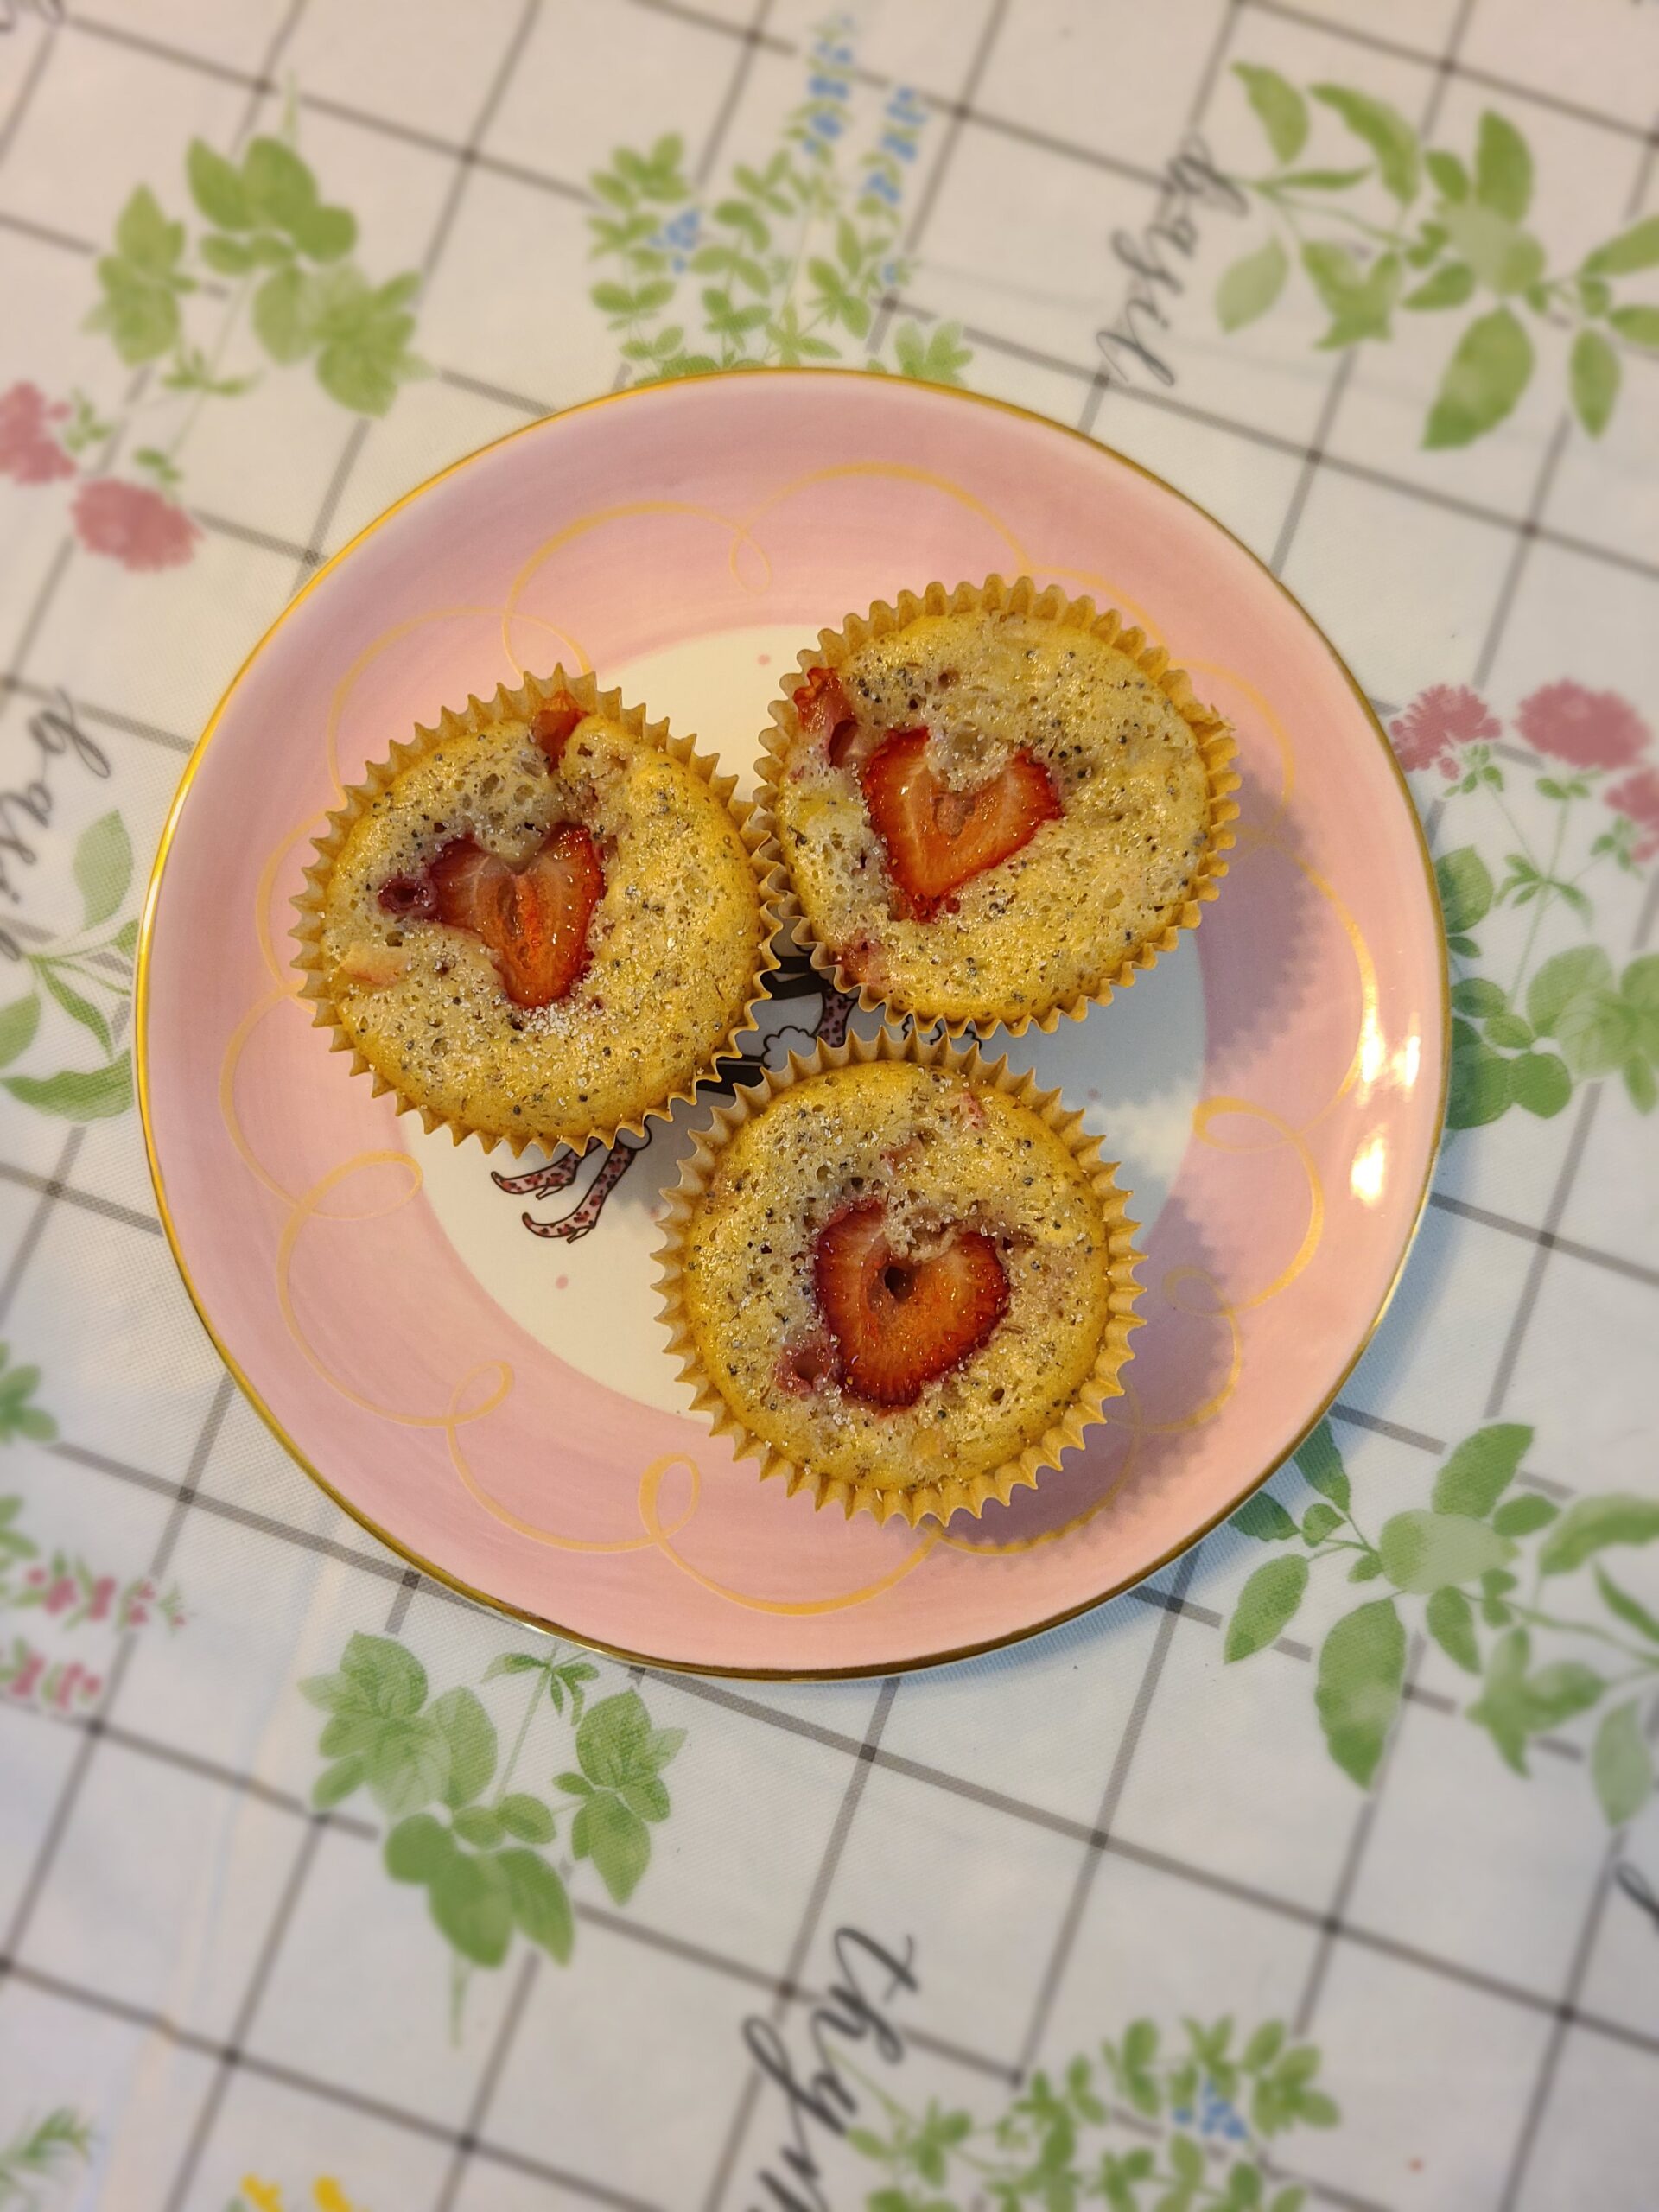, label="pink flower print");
[24,1565,45,1586]
[71,478,200,571]
[10,1649,44,1700]
[1389,685,1500,774]
[87,1575,115,1623]
[1605,765,1659,861]
[43,1575,76,1615]
[52,1663,83,1711]
[136,1580,156,1599]
[125,1602,149,1626]
[0,382,75,485]
[82,1674,102,1700]
[1517,681,1649,770]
